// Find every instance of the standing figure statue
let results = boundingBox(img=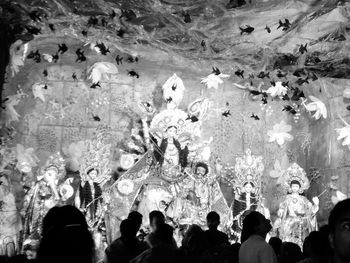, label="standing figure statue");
[273,163,319,248]
[231,149,268,241]
[75,128,111,261]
